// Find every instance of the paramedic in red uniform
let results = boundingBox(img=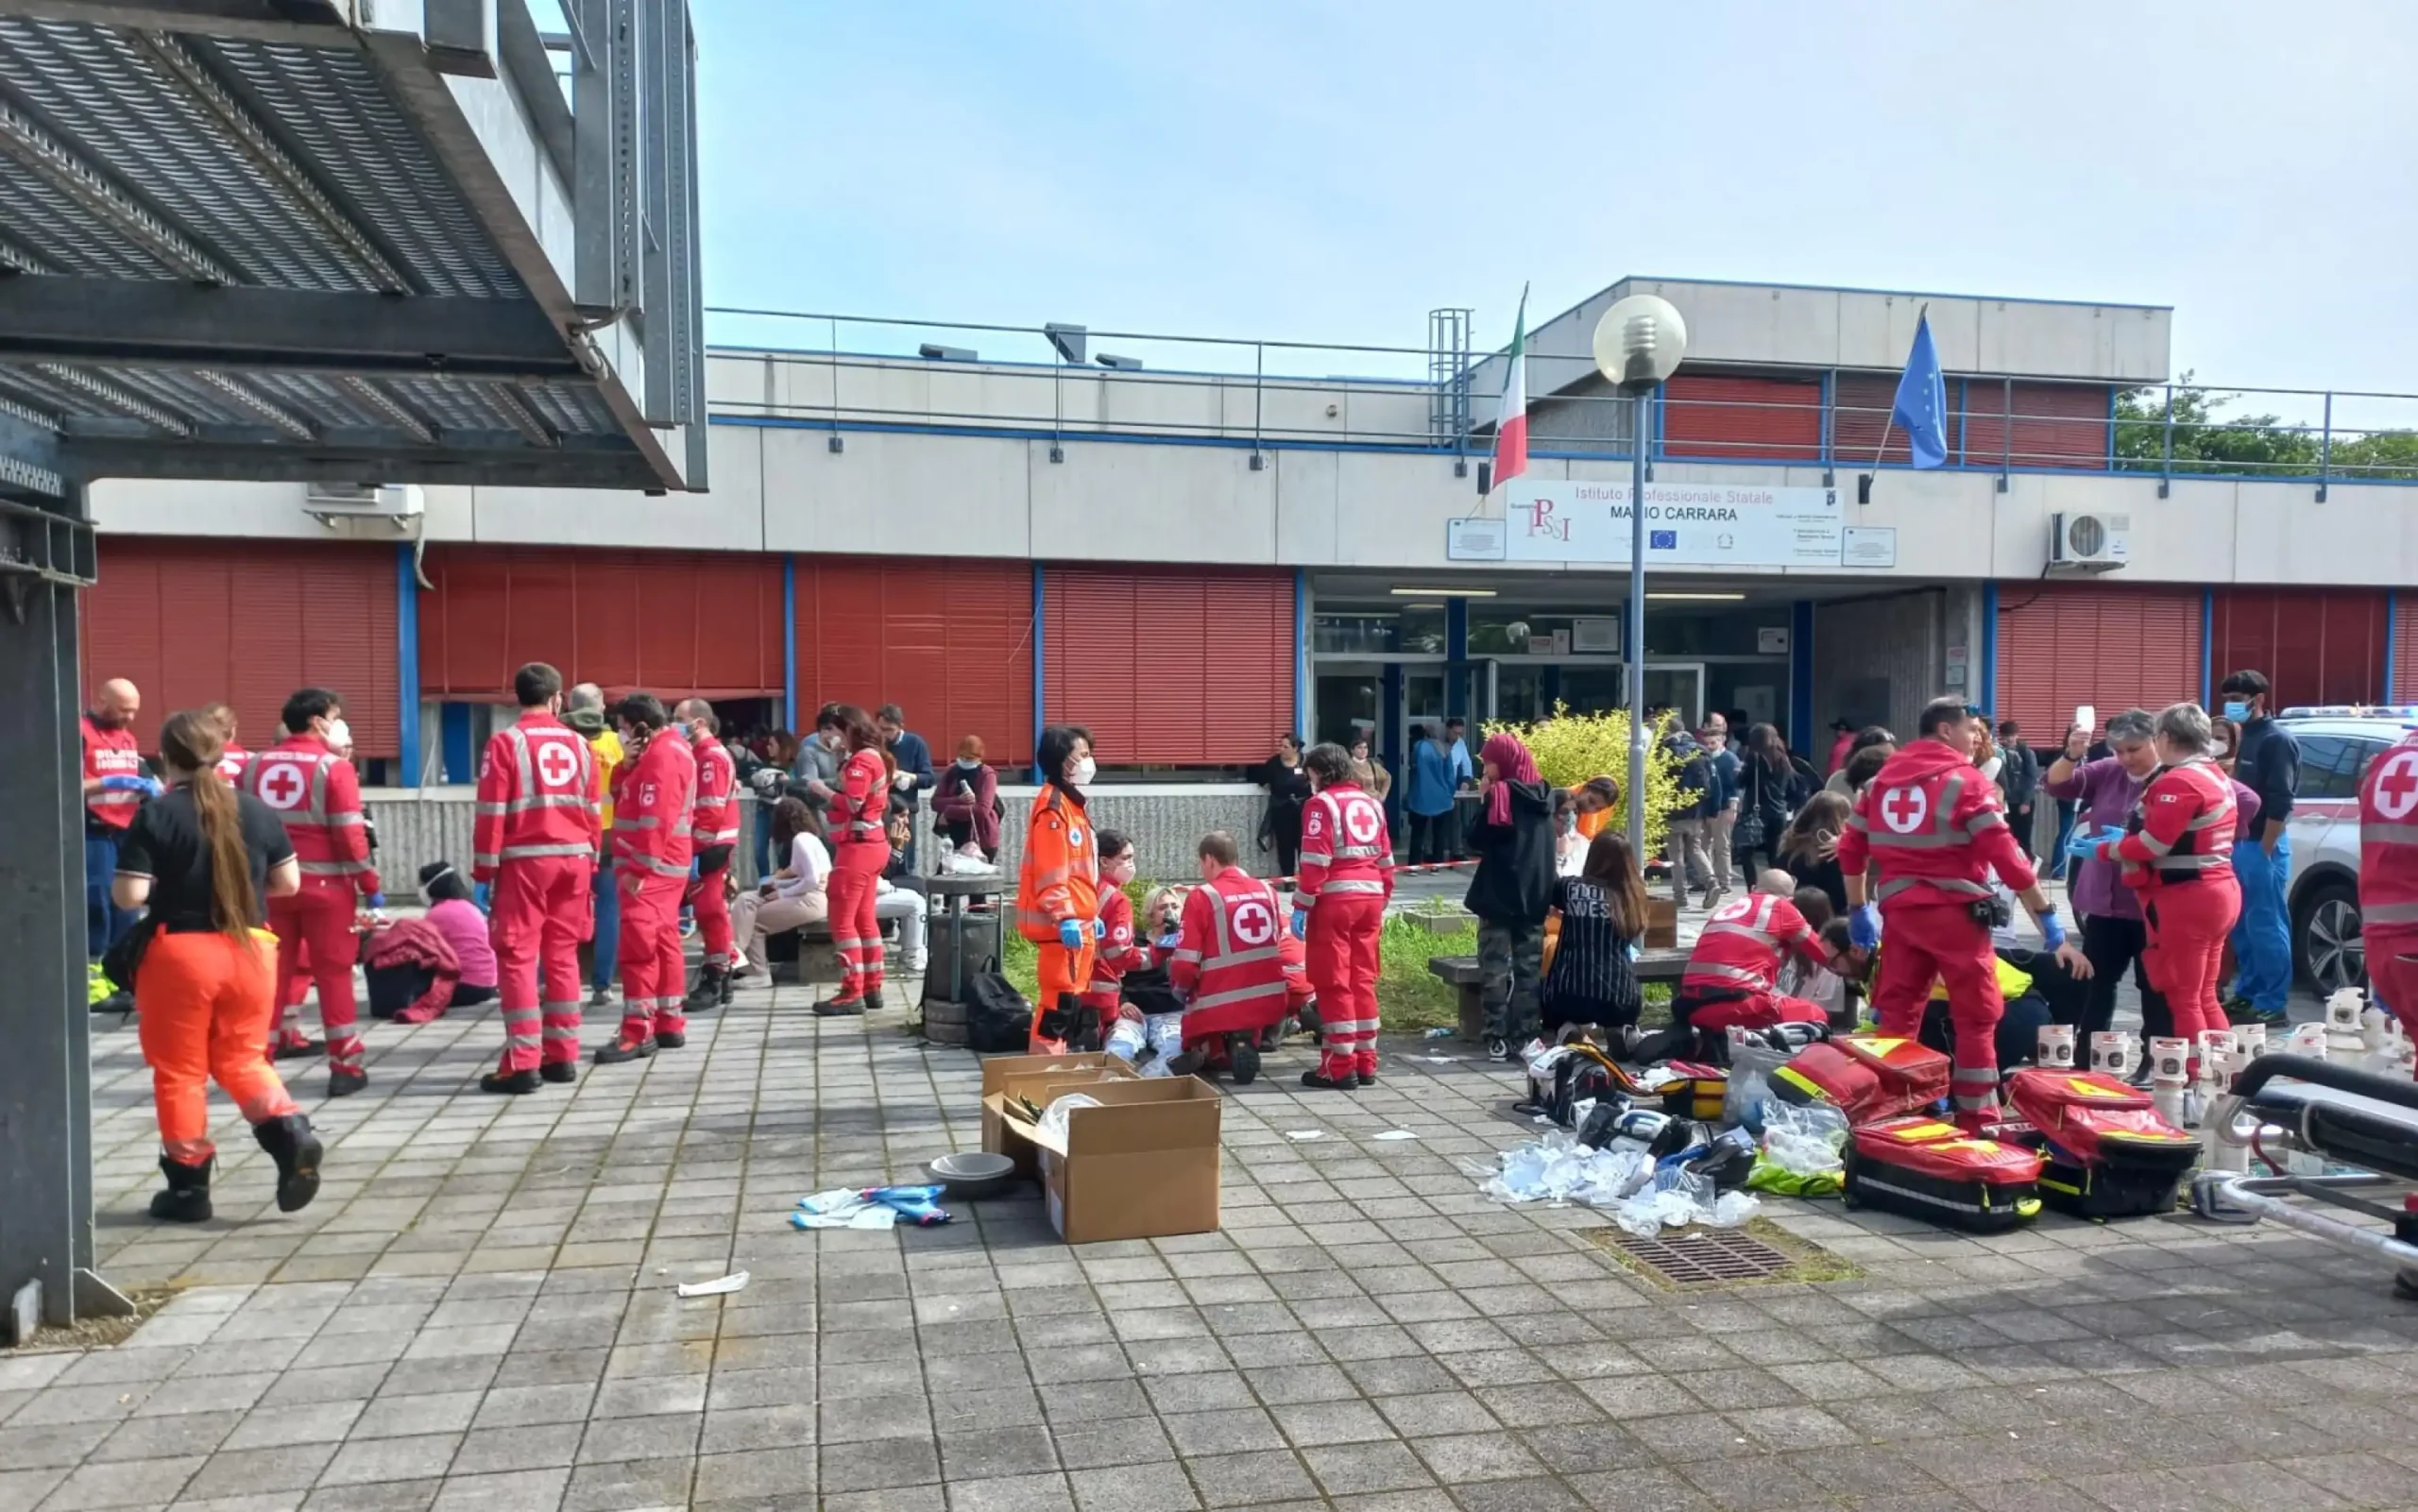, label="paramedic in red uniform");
[1017,724,1101,1049]
[2093,704,2240,1058]
[813,704,893,1016]
[1837,696,2088,1128]
[1675,890,1837,1037]
[1081,829,1143,1030]
[597,693,696,1062]
[244,688,380,1096]
[675,699,741,1011]
[2359,719,2418,1061]
[1294,742,1394,1090]
[83,677,155,981]
[1168,830,1293,1077]
[474,663,601,1094]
